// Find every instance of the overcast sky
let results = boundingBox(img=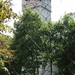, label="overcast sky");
[12,0,75,21]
